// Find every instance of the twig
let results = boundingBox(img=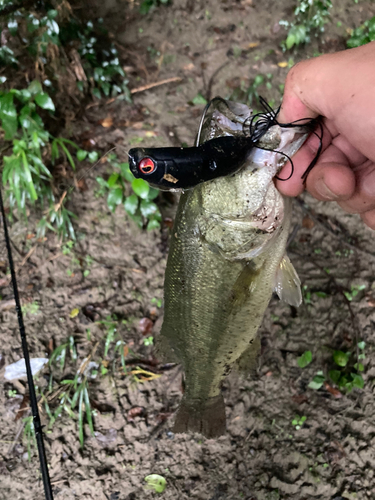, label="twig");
[4,244,37,286]
[130,77,182,95]
[78,341,99,376]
